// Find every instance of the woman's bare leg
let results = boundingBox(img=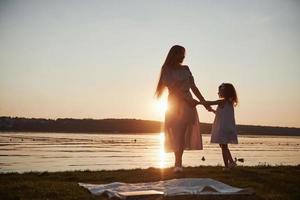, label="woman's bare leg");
[174,152,179,167]
[174,123,188,168]
[174,149,184,167]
